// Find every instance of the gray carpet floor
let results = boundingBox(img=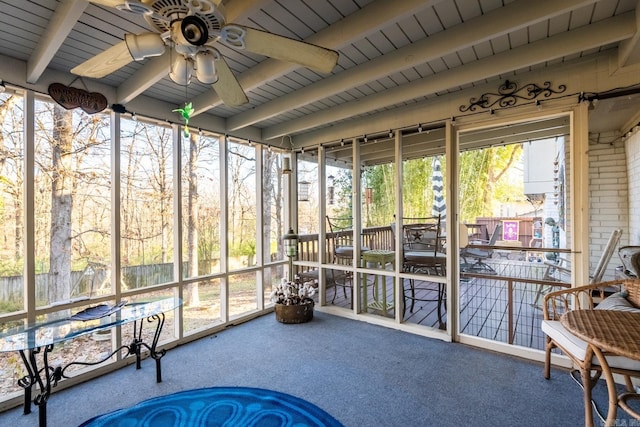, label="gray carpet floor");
[0,311,633,426]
